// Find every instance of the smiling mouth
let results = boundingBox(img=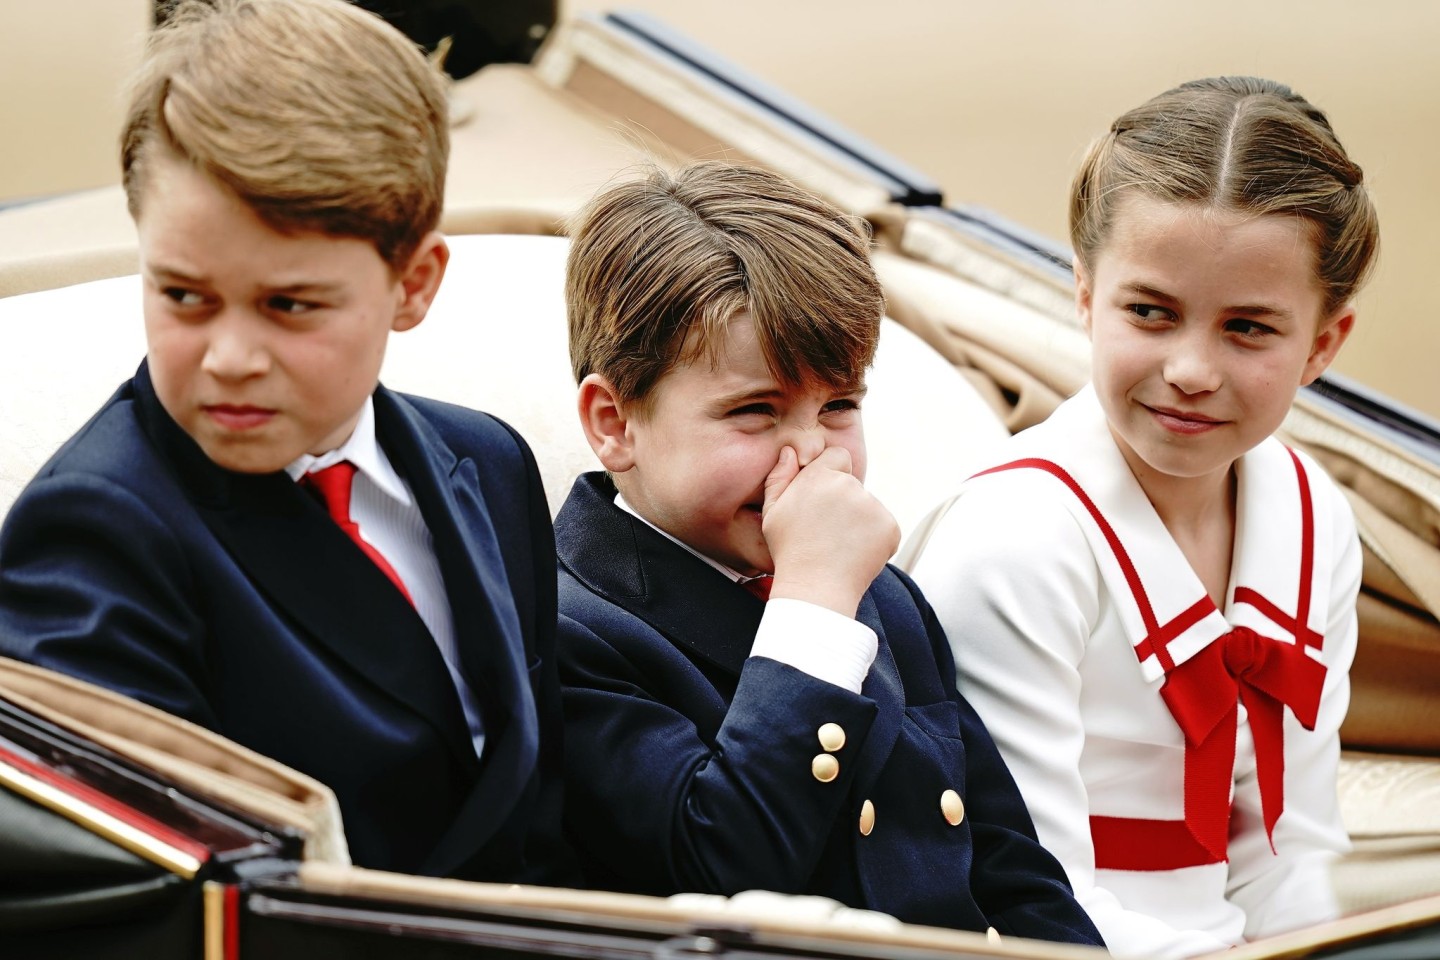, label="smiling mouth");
[1145,404,1226,434]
